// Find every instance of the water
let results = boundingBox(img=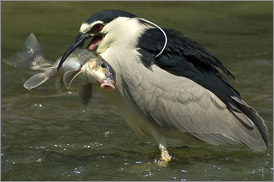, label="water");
[1,1,273,181]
